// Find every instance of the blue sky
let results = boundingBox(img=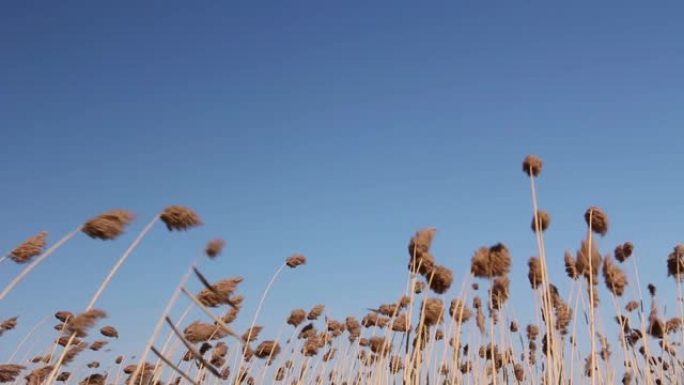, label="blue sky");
[2,1,684,363]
